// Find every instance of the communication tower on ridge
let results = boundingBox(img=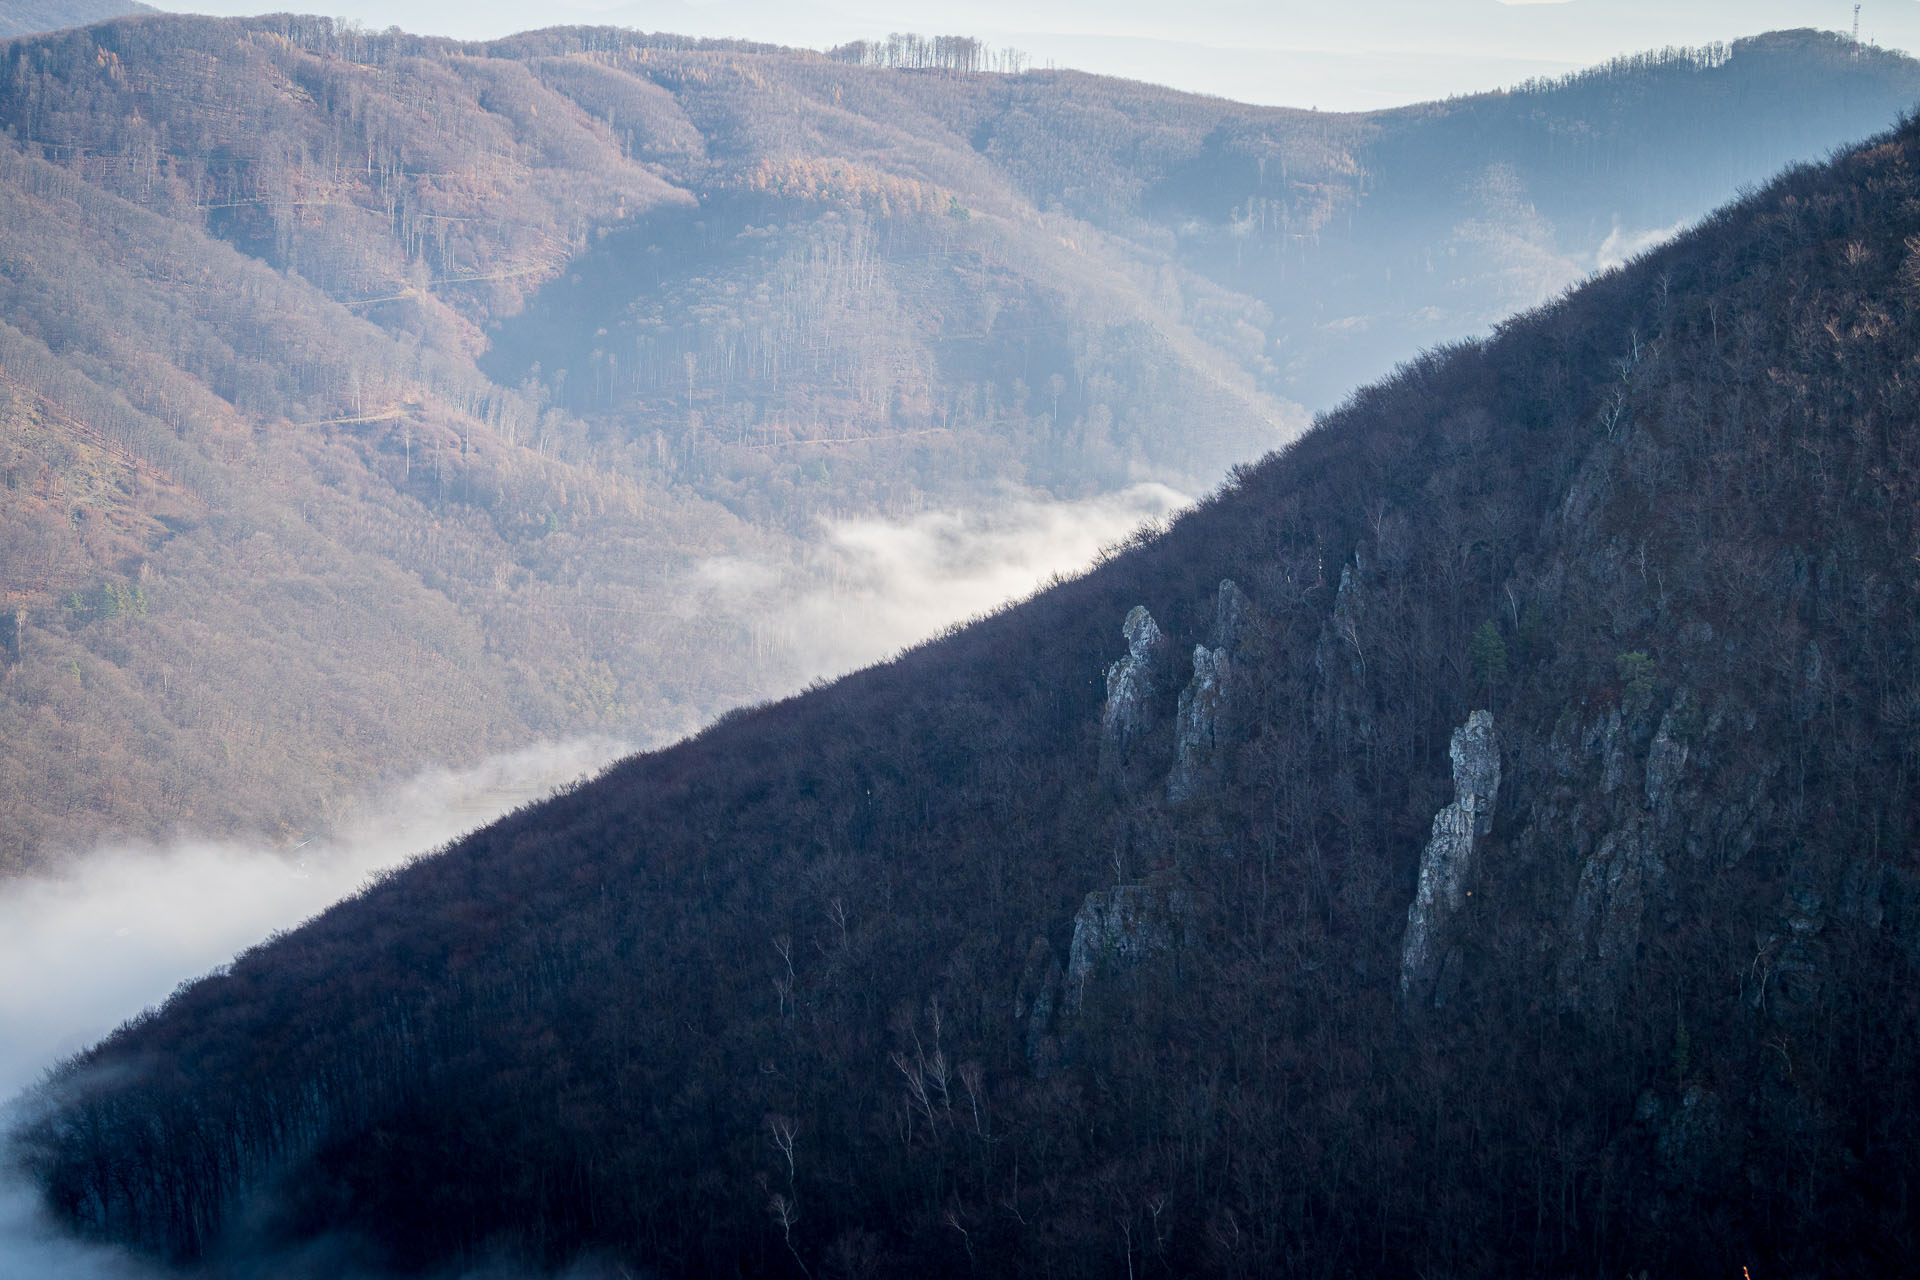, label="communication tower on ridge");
[1854,4,1863,54]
